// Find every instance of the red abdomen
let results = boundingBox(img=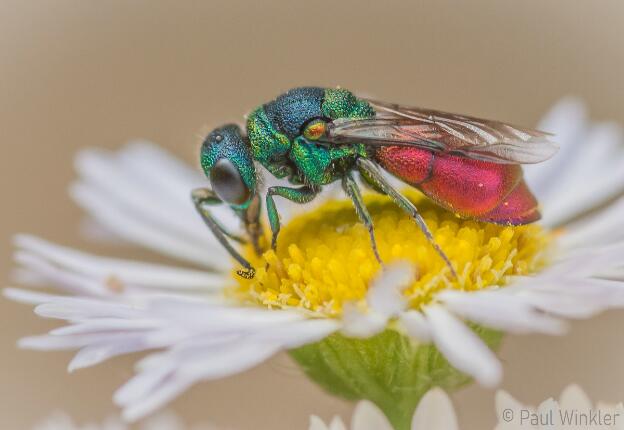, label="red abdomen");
[375,146,540,225]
